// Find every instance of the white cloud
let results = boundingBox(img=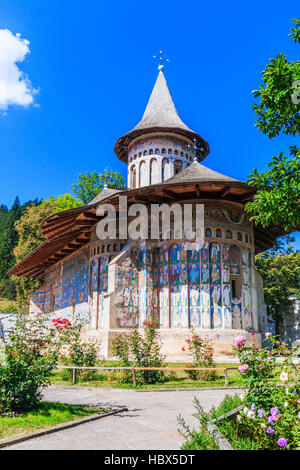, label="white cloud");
[0,29,37,110]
